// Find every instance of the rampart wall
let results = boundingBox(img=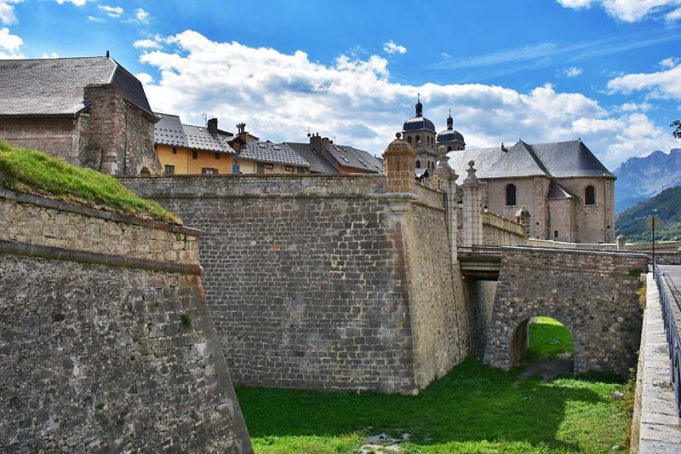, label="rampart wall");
[0,190,251,453]
[122,174,469,394]
[482,211,526,246]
